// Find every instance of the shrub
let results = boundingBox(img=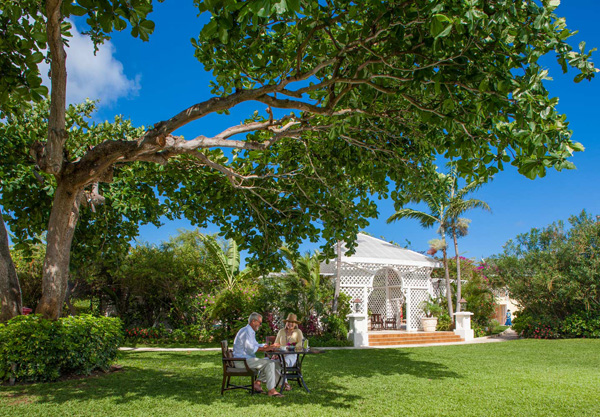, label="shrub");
[124,326,168,344]
[472,322,487,338]
[308,335,353,347]
[322,314,348,340]
[560,314,600,338]
[514,314,560,339]
[436,313,453,331]
[0,314,122,383]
